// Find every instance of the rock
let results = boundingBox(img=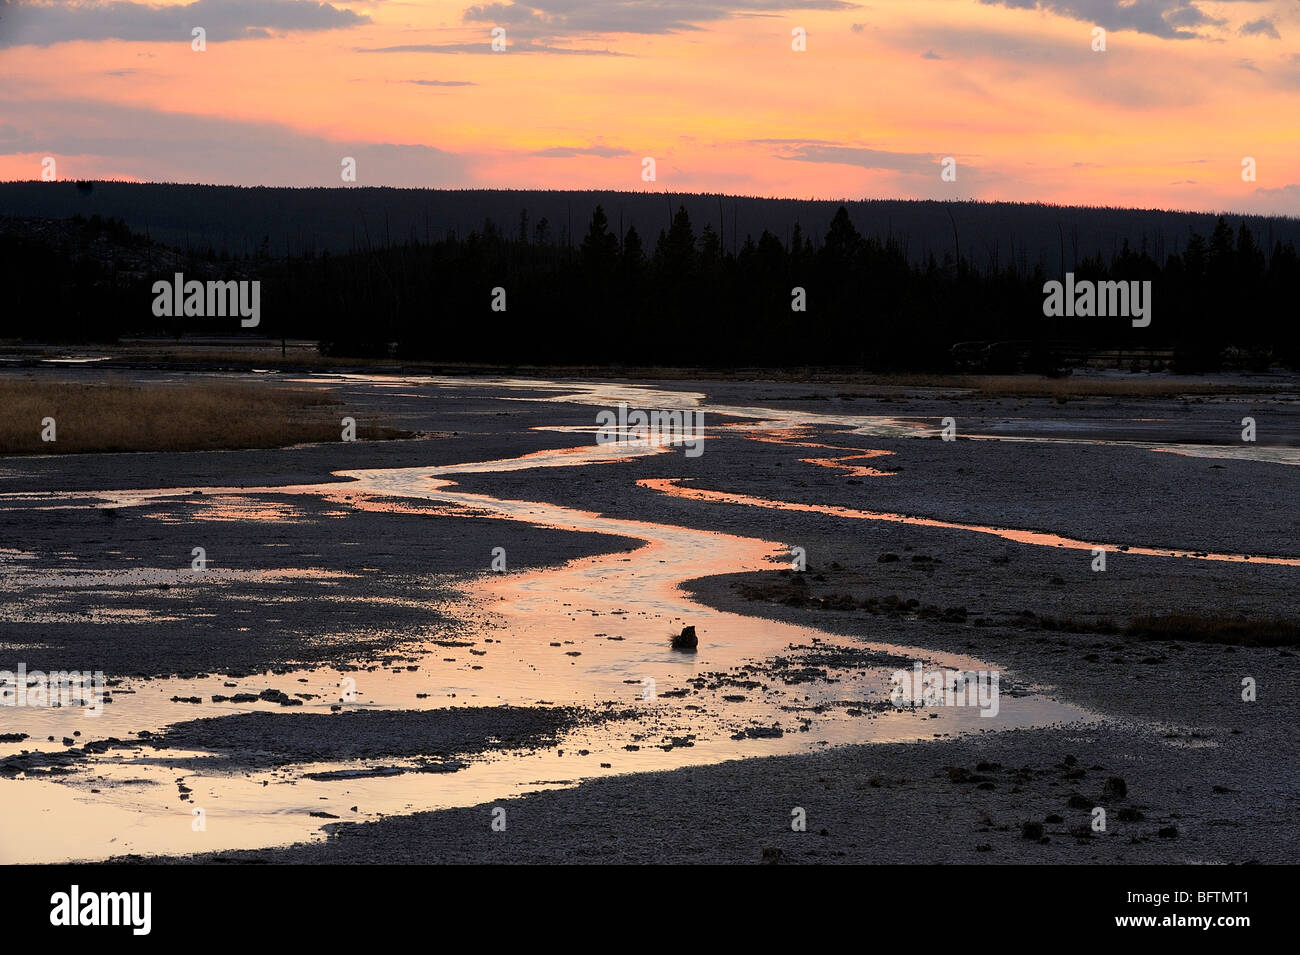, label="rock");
[671,625,698,650]
[1158,825,1179,839]
[258,688,302,707]
[731,725,783,740]
[1021,821,1044,840]
[760,846,785,864]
